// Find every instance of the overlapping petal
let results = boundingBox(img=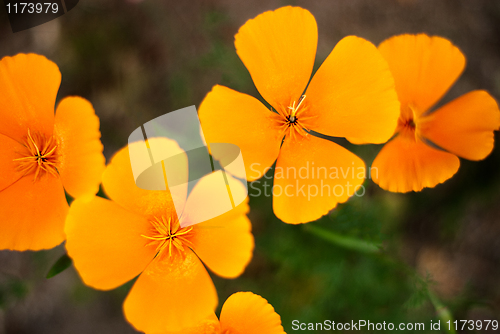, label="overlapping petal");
[102,138,187,218]
[378,34,466,115]
[0,54,60,140]
[65,196,156,290]
[54,97,105,199]
[419,90,500,161]
[180,171,253,277]
[124,250,218,333]
[0,176,67,250]
[305,36,400,144]
[235,6,318,110]
[273,135,365,224]
[154,314,220,334]
[372,135,460,193]
[219,292,286,334]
